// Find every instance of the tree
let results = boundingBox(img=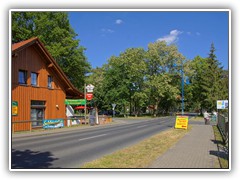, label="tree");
[105,48,147,116]
[188,43,228,112]
[12,12,90,89]
[145,41,184,116]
